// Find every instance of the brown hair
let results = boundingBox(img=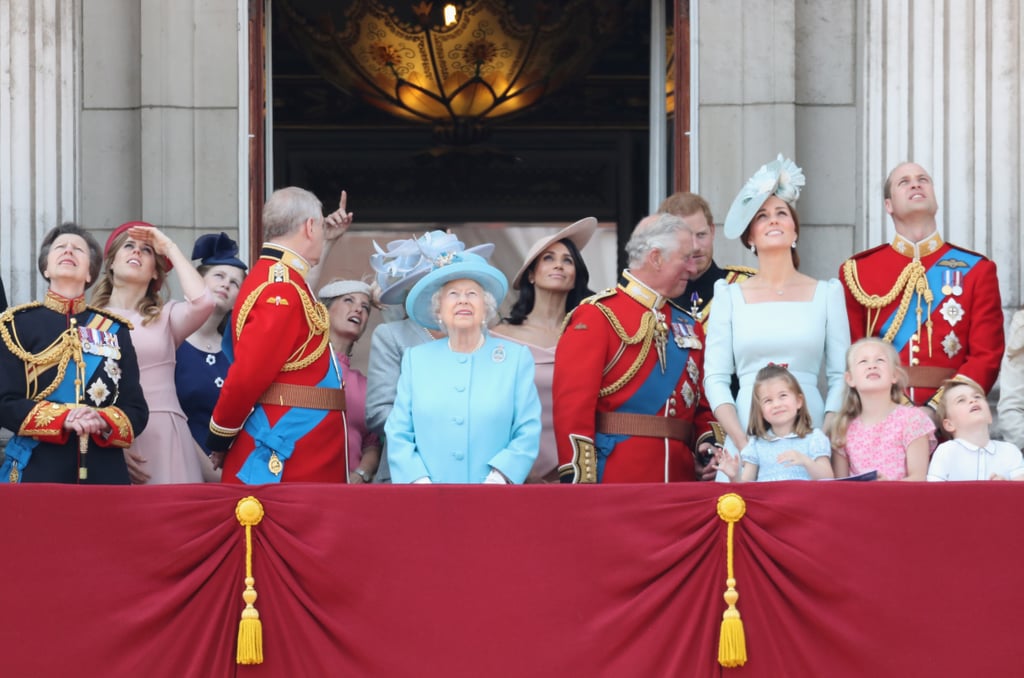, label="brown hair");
[830,338,908,451]
[38,223,103,290]
[746,364,814,438]
[90,230,169,326]
[739,200,801,269]
[658,191,714,226]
